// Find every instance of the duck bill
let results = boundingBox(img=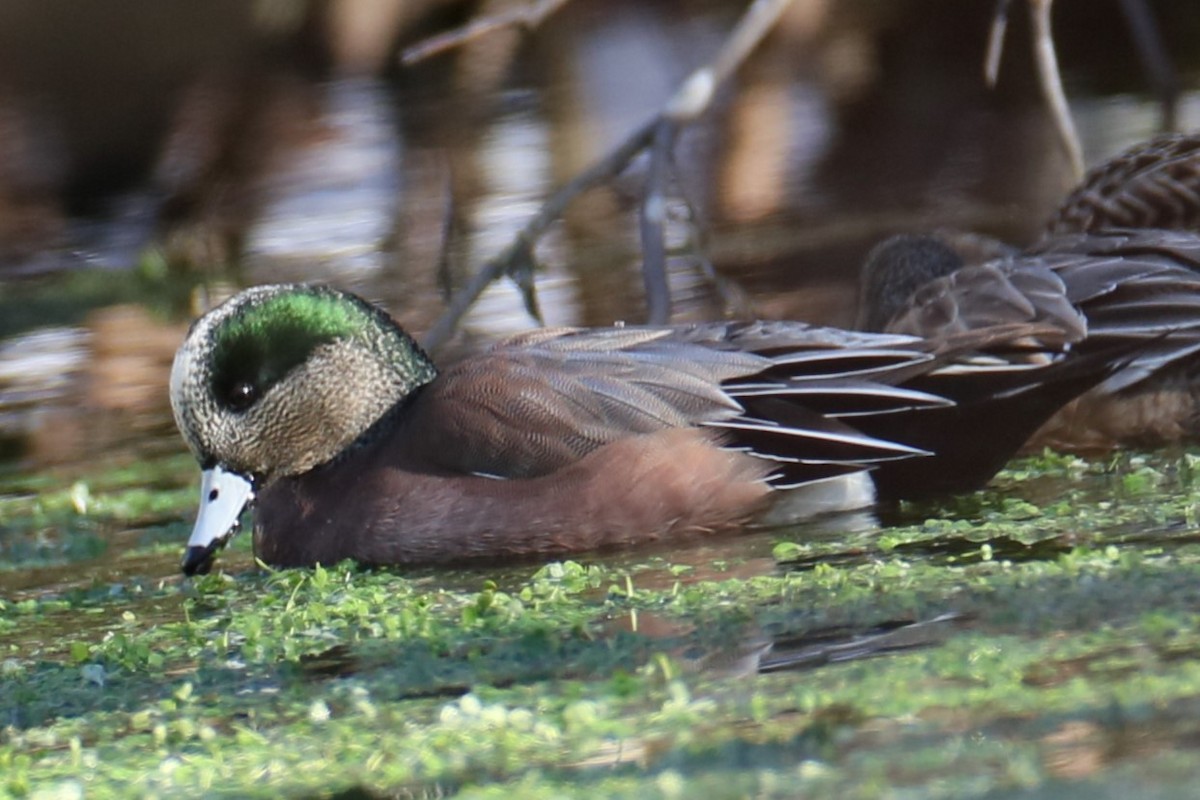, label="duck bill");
[181,465,255,576]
